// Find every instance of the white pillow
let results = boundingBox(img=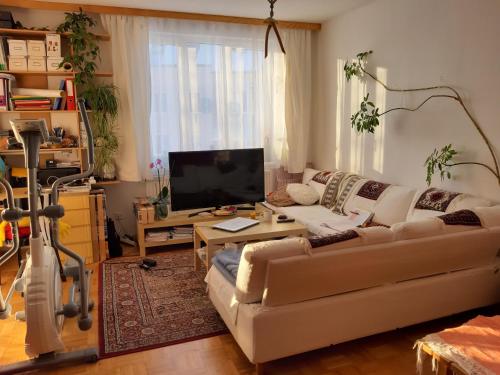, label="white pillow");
[286,183,319,206]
